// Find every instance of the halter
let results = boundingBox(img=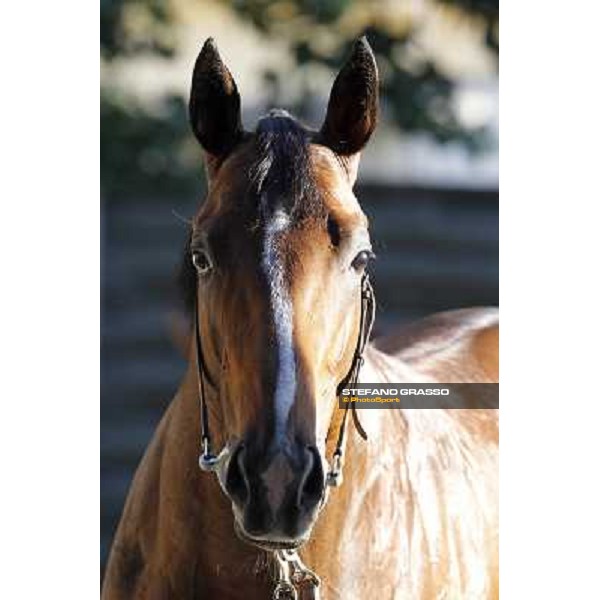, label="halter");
[194,272,375,477]
[193,271,376,600]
